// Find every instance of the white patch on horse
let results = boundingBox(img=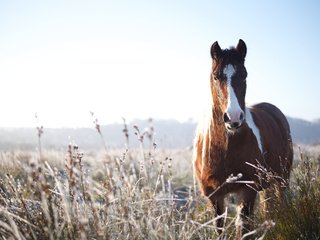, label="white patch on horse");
[245,108,263,153]
[223,64,243,122]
